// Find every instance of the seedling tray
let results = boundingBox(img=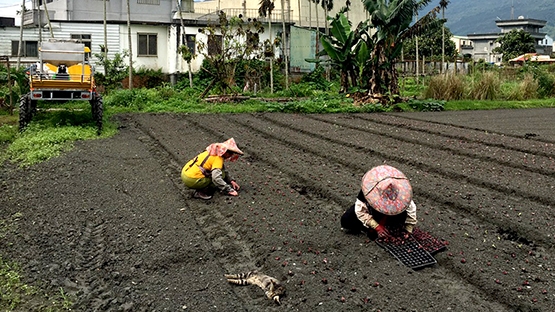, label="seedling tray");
[376,235,437,270]
[411,228,447,255]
